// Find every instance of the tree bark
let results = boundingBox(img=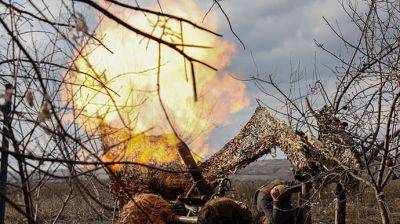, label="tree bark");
[376,191,390,224]
[300,182,312,224]
[334,183,346,224]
